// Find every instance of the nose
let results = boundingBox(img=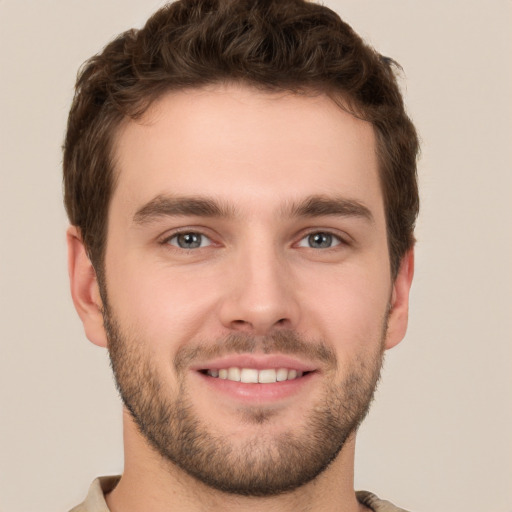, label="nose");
[218,245,301,335]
